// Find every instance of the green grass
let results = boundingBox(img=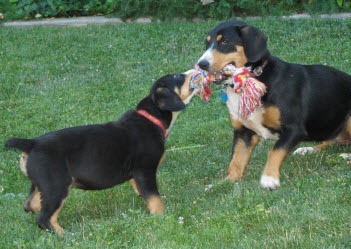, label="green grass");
[1,18,351,248]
